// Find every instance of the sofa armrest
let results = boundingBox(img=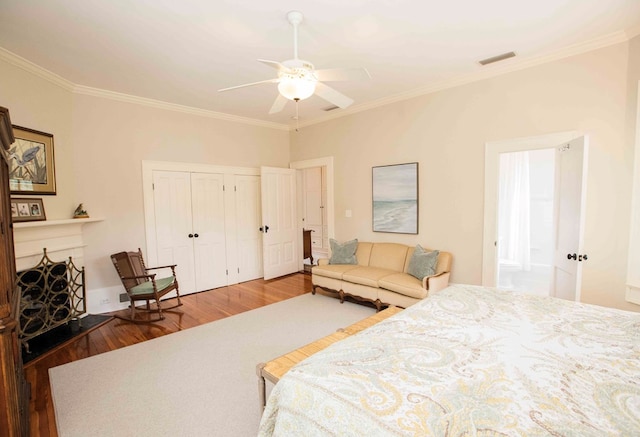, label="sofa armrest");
[423,271,450,293]
[318,258,330,266]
